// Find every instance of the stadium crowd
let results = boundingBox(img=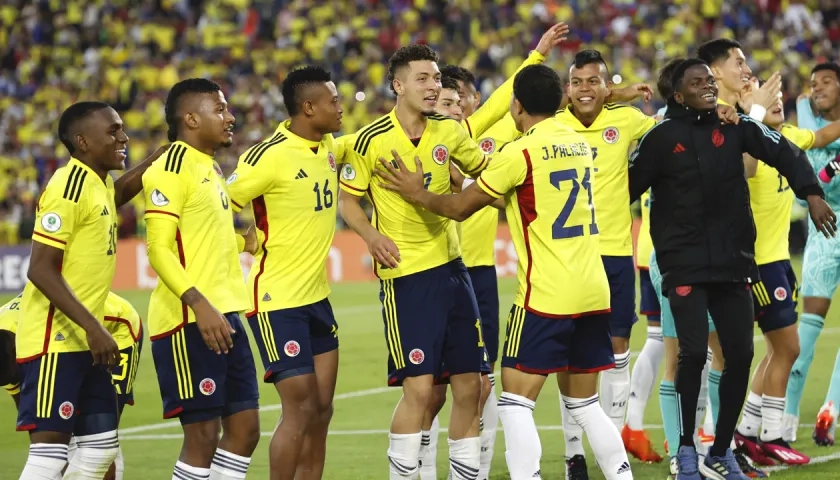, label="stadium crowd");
[0,0,837,244]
